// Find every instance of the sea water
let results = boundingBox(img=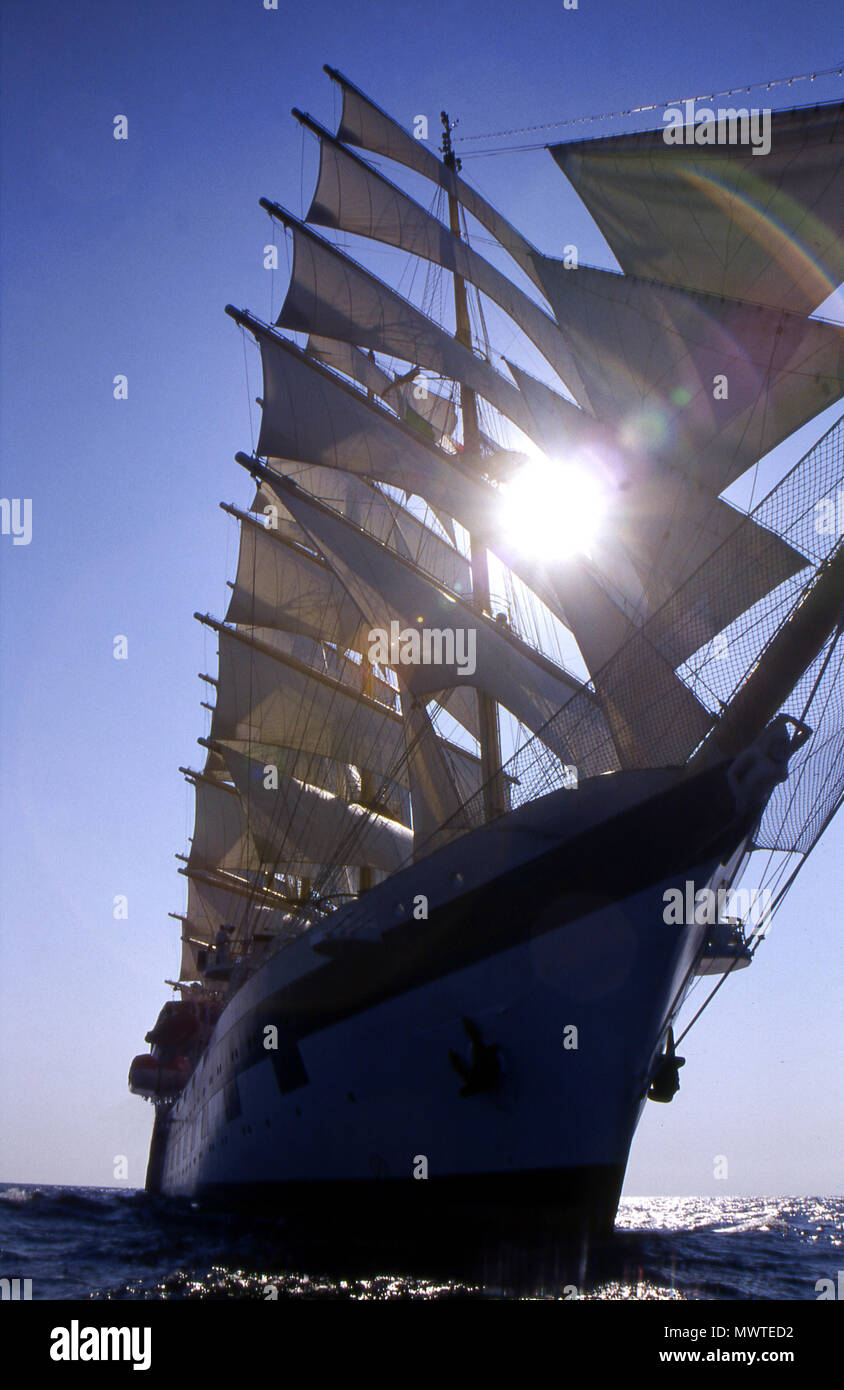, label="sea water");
[0,1185,840,1301]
